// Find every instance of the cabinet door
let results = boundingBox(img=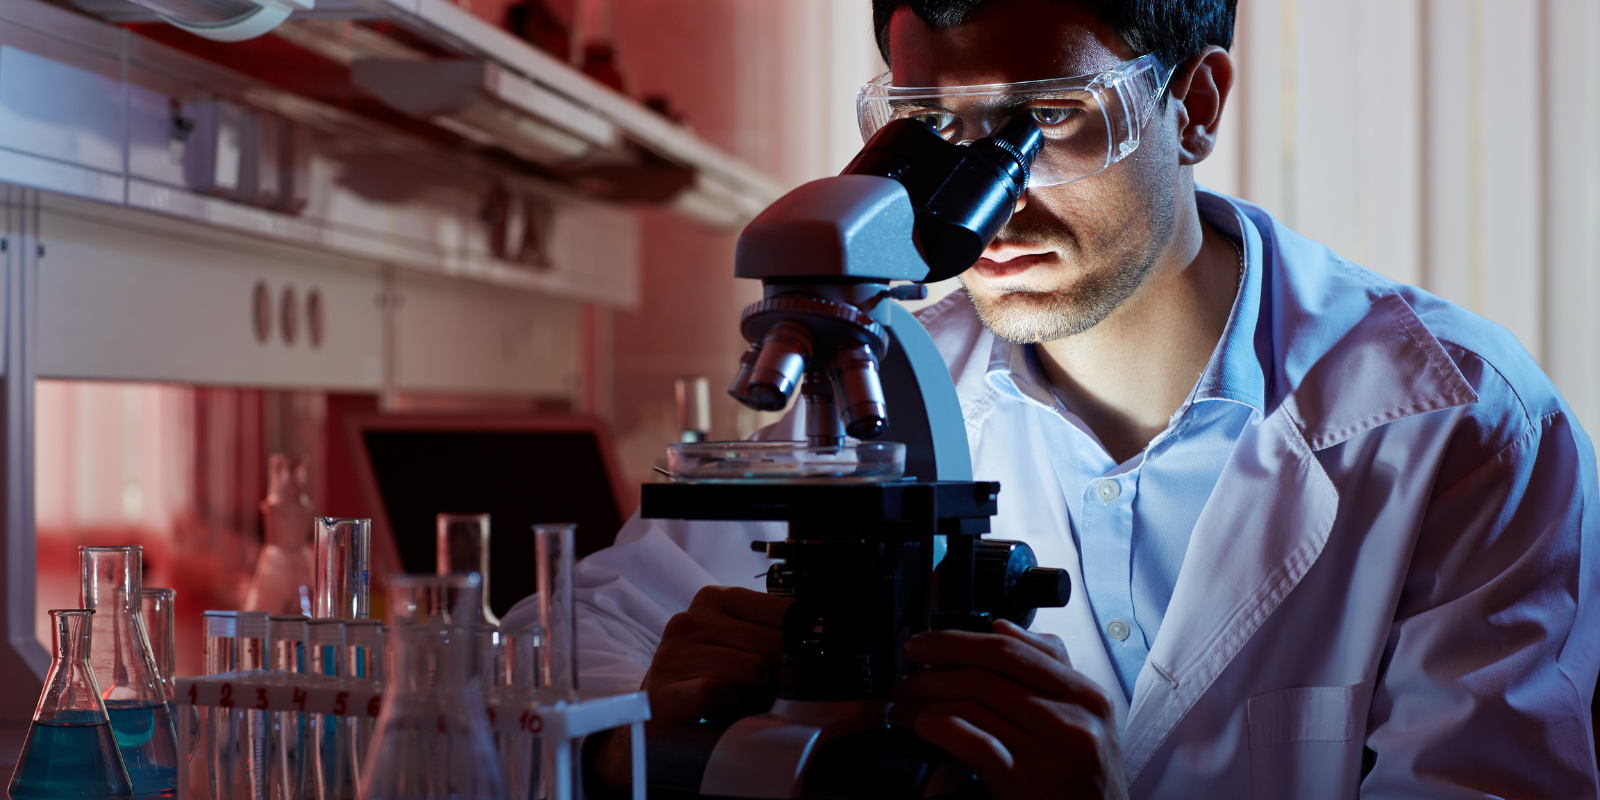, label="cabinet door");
[36,195,384,390]
[394,270,580,400]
